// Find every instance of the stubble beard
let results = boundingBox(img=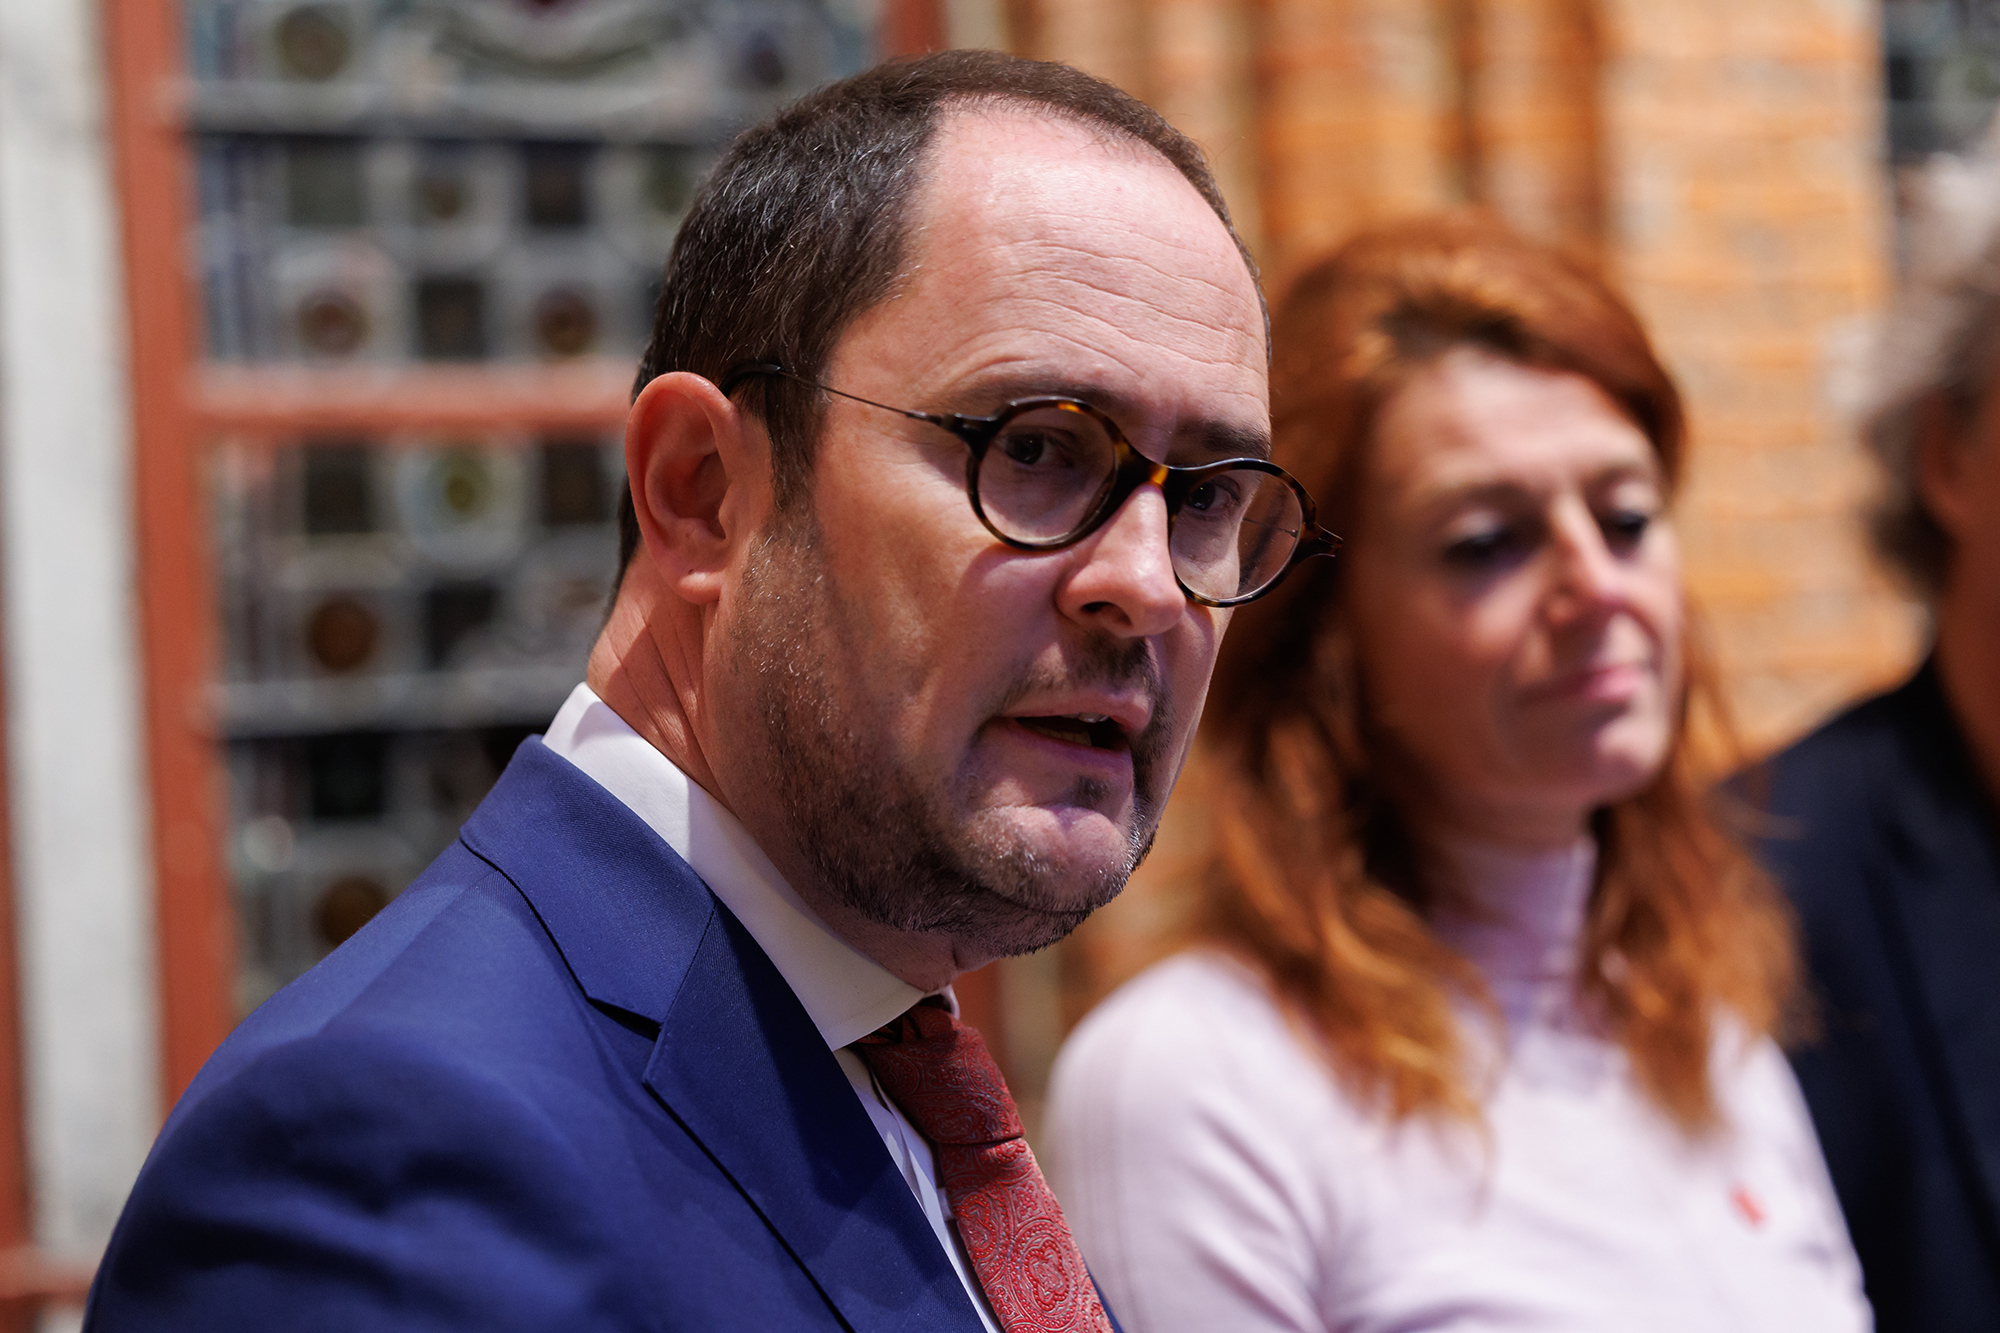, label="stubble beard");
[729,516,1170,959]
